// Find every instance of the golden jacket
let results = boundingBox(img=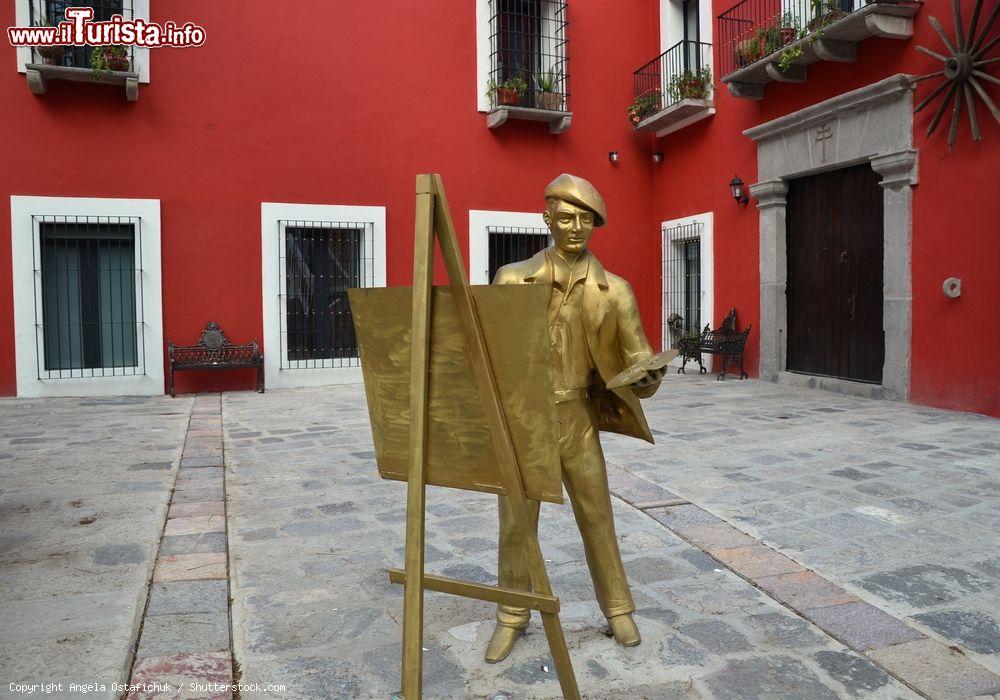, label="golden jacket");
[494,250,658,443]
